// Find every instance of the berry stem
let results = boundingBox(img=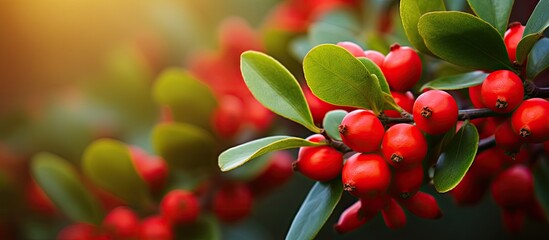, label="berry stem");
[476,136,496,153]
[379,108,503,125]
[531,86,549,98]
